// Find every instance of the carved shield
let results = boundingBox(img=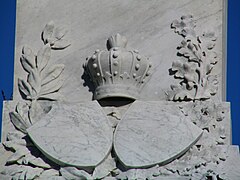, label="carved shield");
[27,101,113,168]
[114,101,203,168]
